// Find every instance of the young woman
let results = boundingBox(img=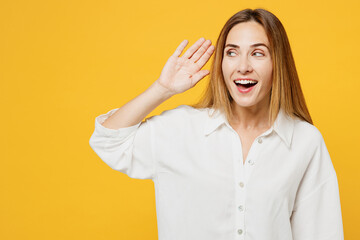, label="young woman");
[89,8,344,240]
